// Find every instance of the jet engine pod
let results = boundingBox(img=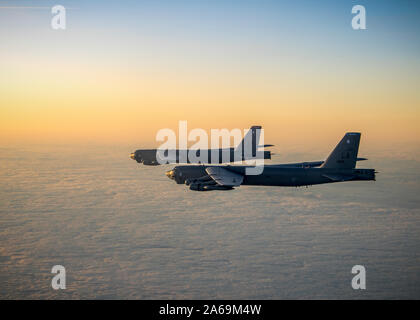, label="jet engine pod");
[130,152,143,163]
[189,183,233,191]
[186,174,212,186]
[189,183,203,191]
[165,168,186,184]
[204,185,234,191]
[142,160,160,166]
